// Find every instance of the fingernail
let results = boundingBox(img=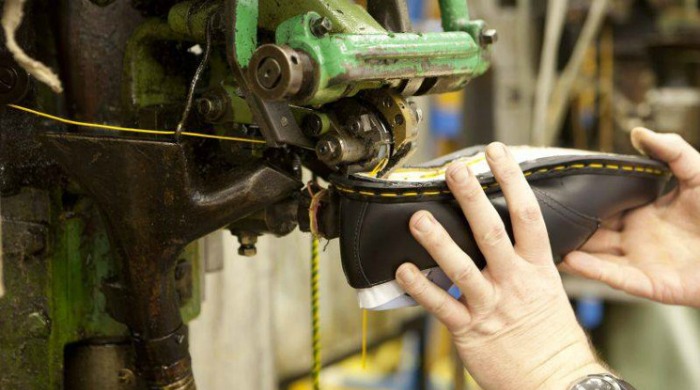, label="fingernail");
[630,127,652,155]
[413,212,433,233]
[486,142,506,159]
[397,264,416,284]
[447,163,470,184]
